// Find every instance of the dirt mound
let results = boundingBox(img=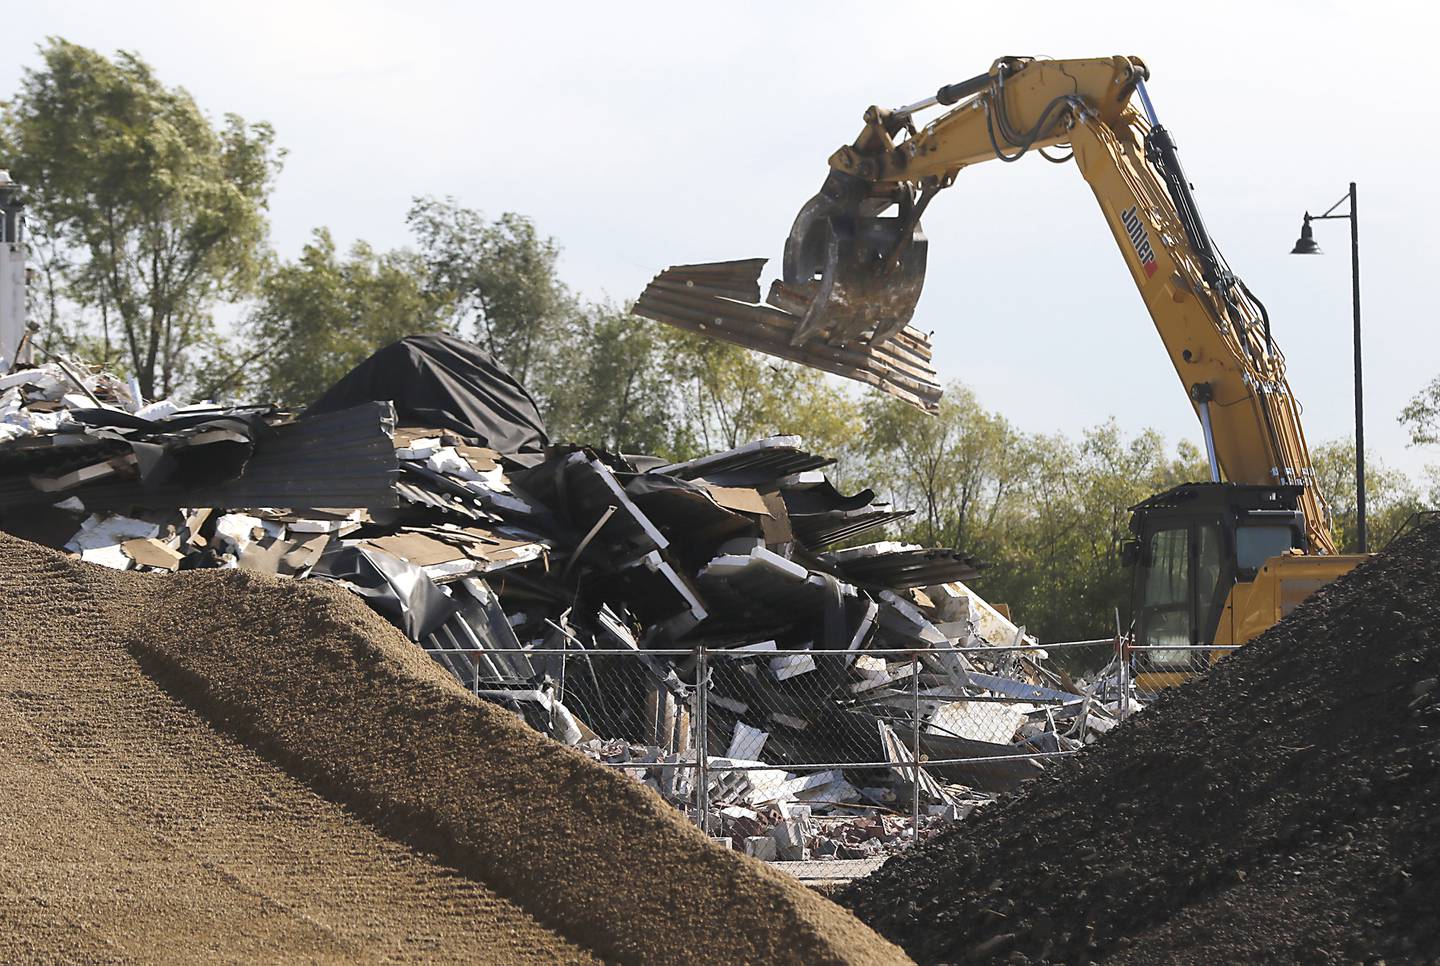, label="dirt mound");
[841,522,1440,964]
[0,533,907,965]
